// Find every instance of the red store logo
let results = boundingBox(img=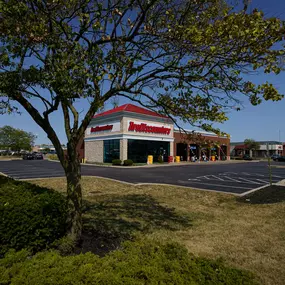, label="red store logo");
[91,125,113,132]
[128,122,171,135]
